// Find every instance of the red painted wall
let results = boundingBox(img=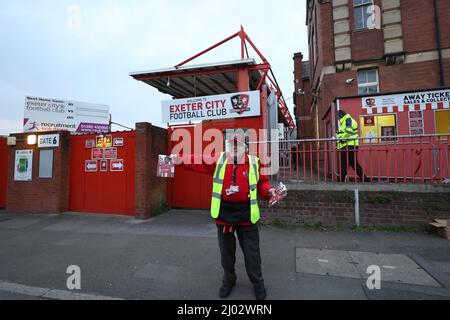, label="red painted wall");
[69,132,135,215]
[0,137,7,208]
